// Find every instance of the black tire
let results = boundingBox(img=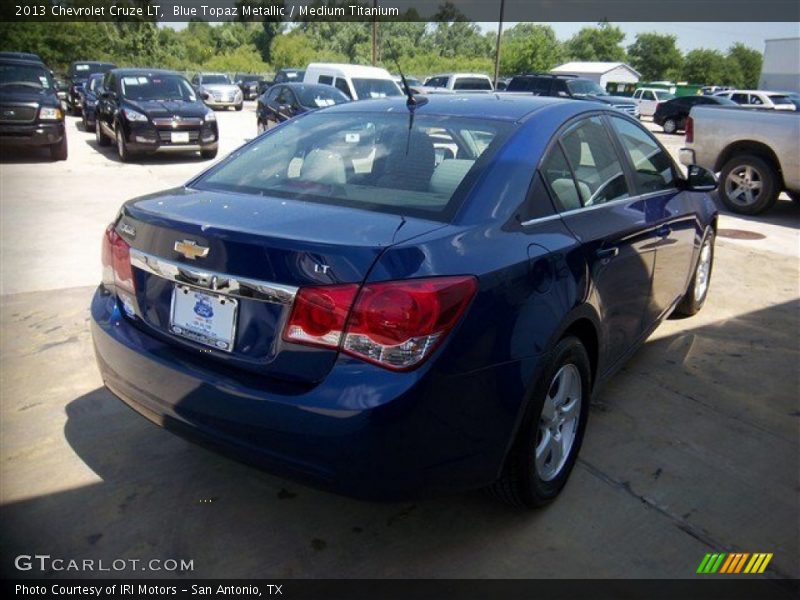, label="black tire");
[115,125,132,162]
[49,136,68,161]
[200,147,218,159]
[235,103,243,111]
[788,191,800,204]
[488,336,591,508]
[96,121,110,146]
[674,228,715,317]
[719,154,779,215]
[662,118,678,134]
